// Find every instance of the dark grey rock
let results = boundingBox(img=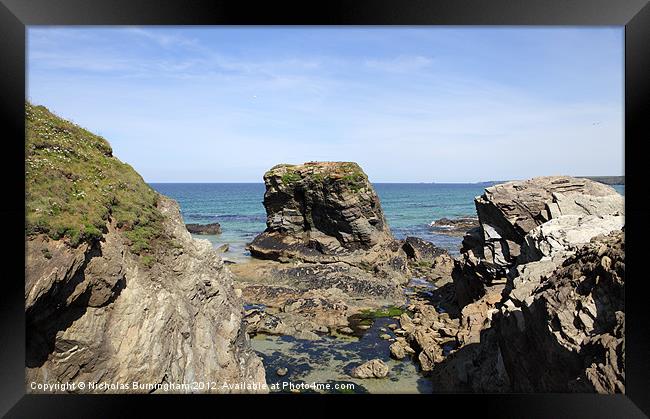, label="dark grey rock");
[402,236,447,262]
[429,217,479,236]
[186,222,222,235]
[247,162,398,266]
